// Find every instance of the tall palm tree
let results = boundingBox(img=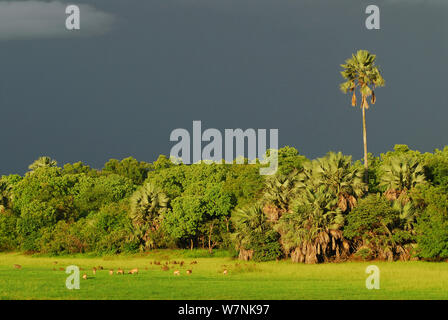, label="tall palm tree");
[340,50,385,183]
